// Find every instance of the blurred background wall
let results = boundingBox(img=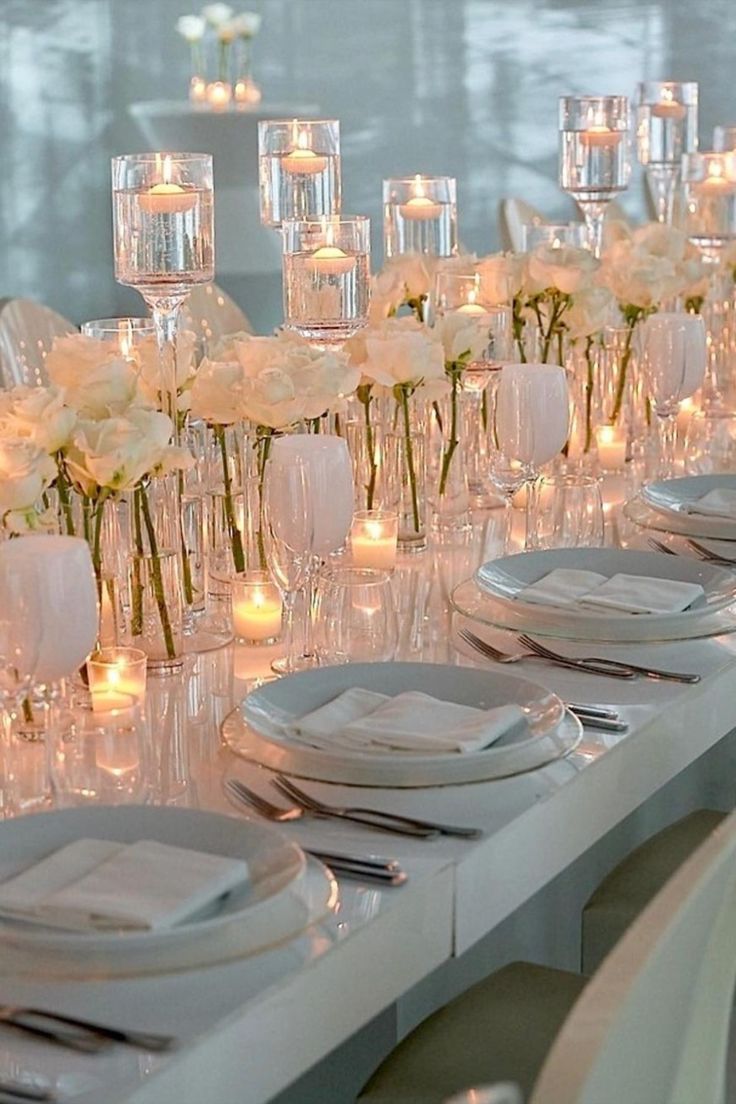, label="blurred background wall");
[1,0,736,331]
